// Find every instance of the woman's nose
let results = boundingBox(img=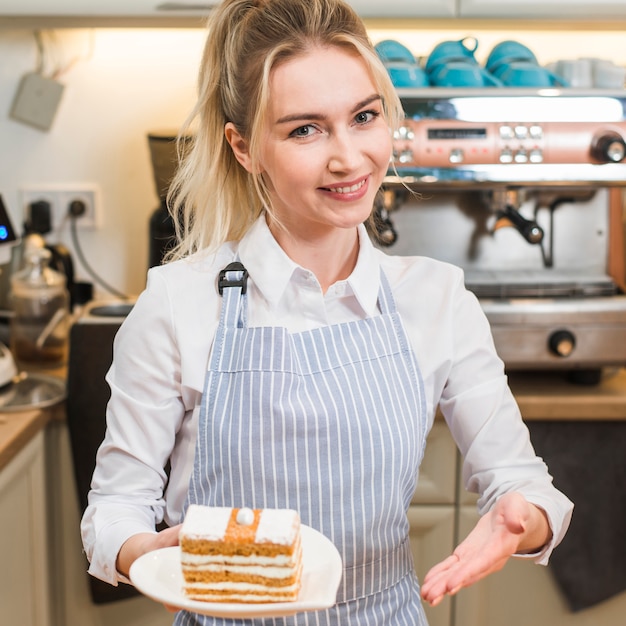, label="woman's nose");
[327,130,363,173]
